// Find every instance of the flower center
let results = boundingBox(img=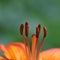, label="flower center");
[20,22,47,60]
